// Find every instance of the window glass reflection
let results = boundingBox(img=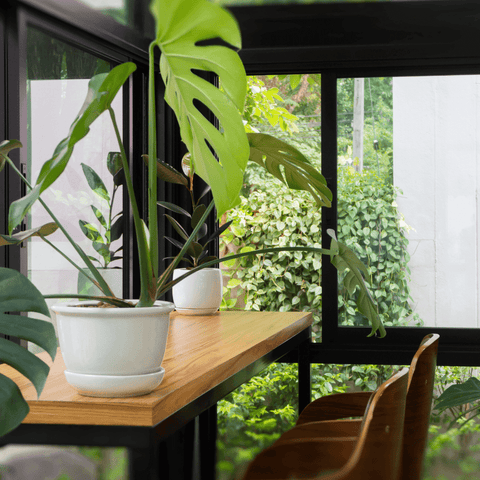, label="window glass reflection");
[27,28,123,338]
